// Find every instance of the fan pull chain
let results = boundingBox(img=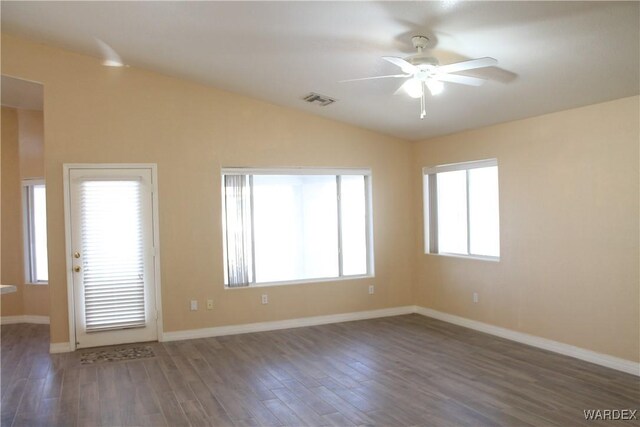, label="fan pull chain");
[420,82,426,119]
